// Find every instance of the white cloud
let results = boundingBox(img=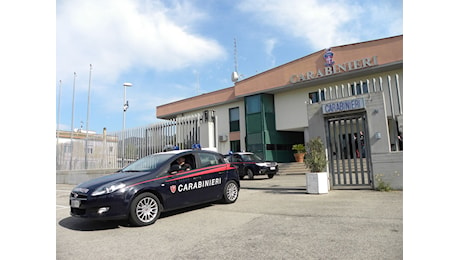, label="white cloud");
[264,38,277,67]
[56,0,226,89]
[238,0,401,50]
